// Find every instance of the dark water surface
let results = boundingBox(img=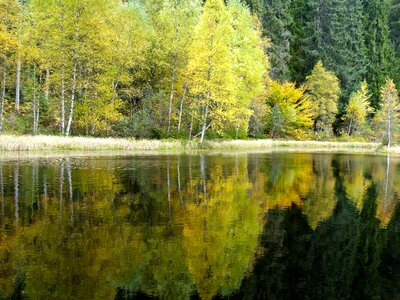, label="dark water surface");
[0,152,400,299]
